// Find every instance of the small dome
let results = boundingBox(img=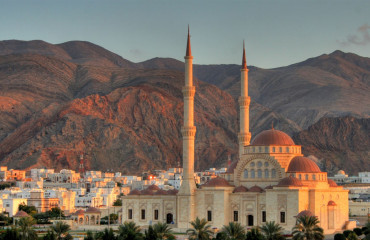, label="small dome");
[297,210,314,218]
[249,185,264,193]
[251,129,295,146]
[328,200,337,206]
[277,176,304,187]
[202,177,233,188]
[128,189,141,195]
[14,210,29,218]
[327,179,338,187]
[287,156,321,173]
[233,186,248,193]
[147,184,160,191]
[140,189,154,195]
[72,210,85,215]
[85,207,101,213]
[338,170,345,175]
[167,189,178,195]
[264,185,274,190]
[154,189,168,195]
[226,160,238,174]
